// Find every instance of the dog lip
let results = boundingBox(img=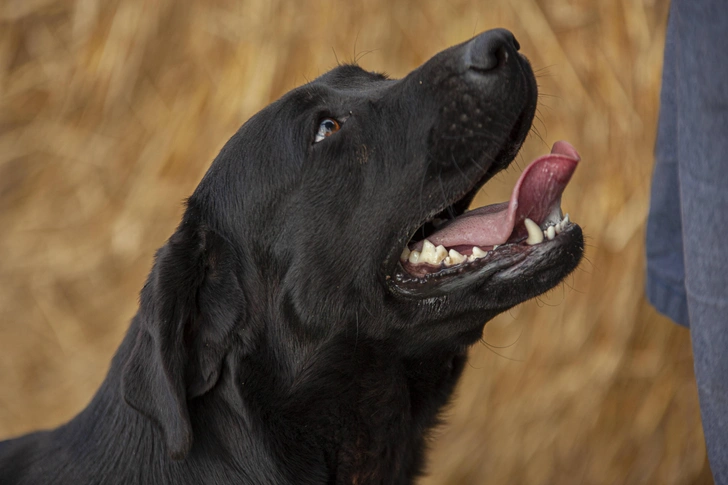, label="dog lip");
[388,223,583,298]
